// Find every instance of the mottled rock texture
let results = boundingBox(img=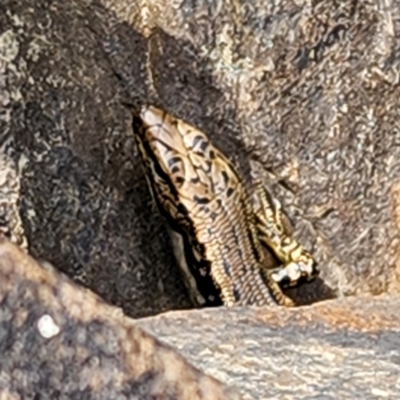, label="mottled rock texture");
[1,0,400,316]
[0,238,241,400]
[1,238,400,399]
[139,296,400,399]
